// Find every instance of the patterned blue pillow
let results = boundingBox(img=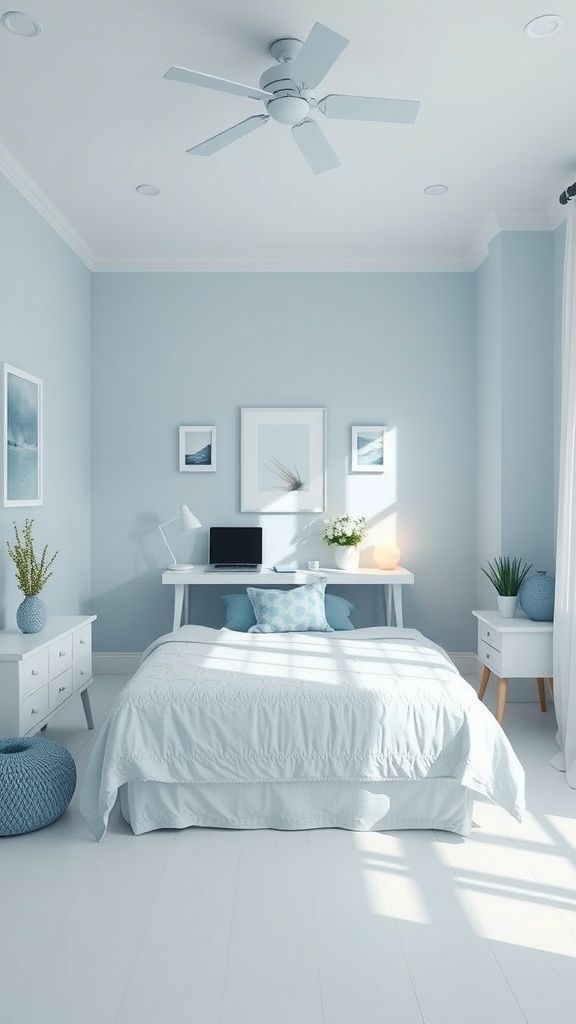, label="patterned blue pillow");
[221,592,355,631]
[247,579,333,633]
